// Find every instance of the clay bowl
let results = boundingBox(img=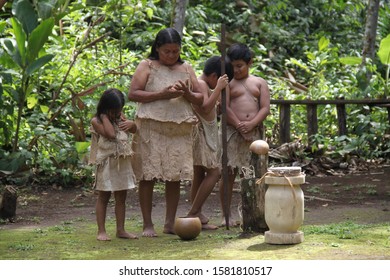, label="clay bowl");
[174,217,202,241]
